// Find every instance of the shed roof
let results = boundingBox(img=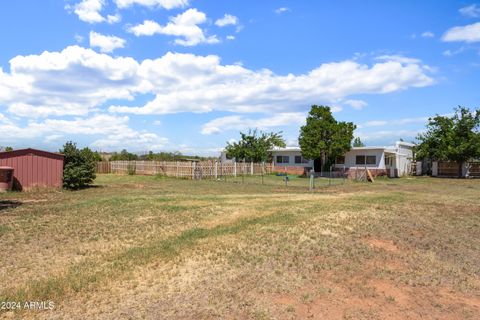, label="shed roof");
[0,148,64,160]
